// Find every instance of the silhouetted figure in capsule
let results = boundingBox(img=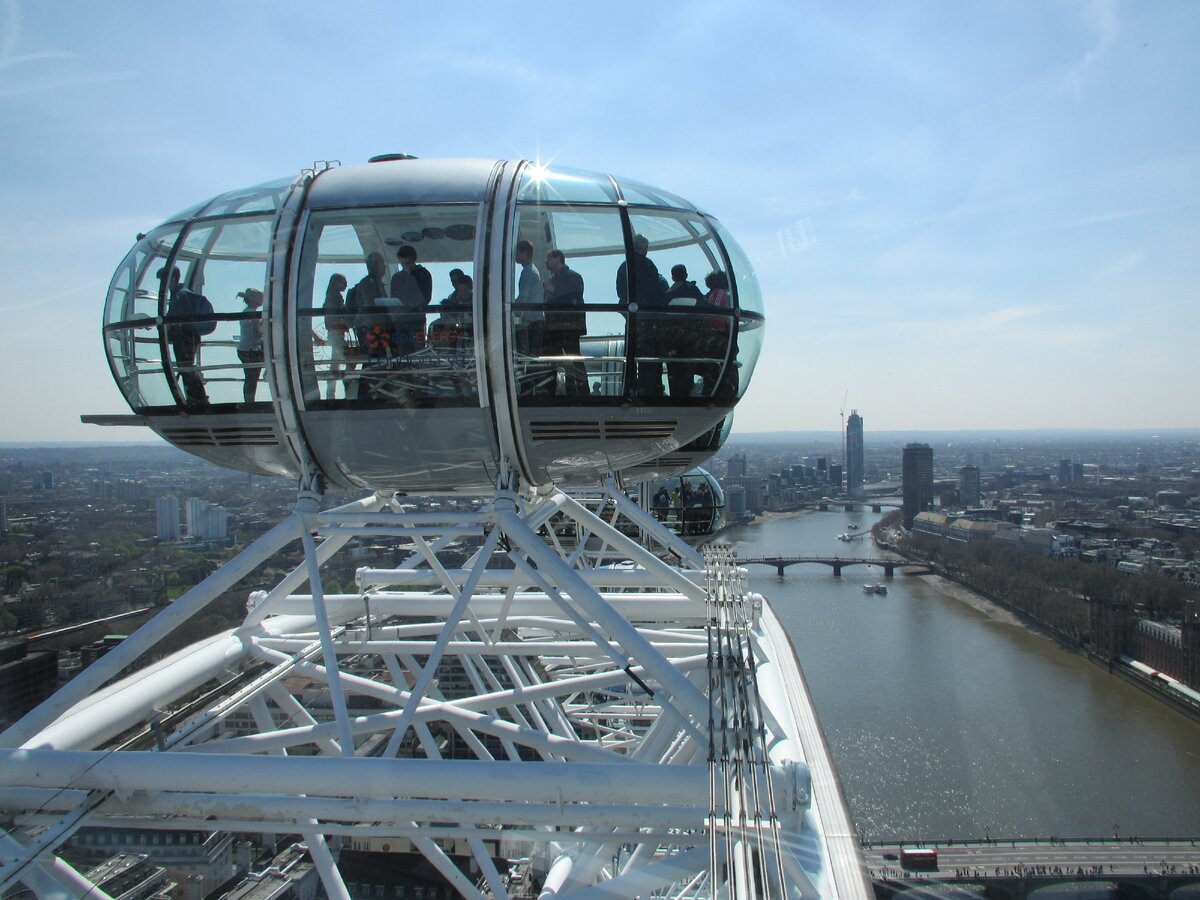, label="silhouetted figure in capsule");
[542,249,588,396]
[236,288,265,403]
[663,263,705,398]
[350,252,391,360]
[160,265,215,407]
[617,234,667,398]
[390,244,433,355]
[700,270,736,400]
